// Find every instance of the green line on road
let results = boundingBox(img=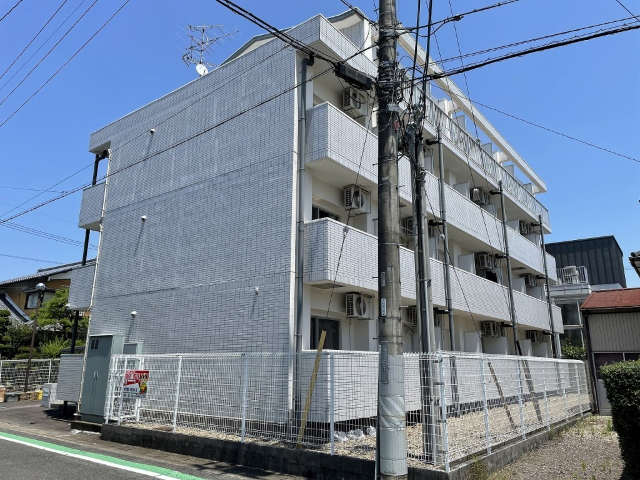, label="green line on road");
[0,430,206,480]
